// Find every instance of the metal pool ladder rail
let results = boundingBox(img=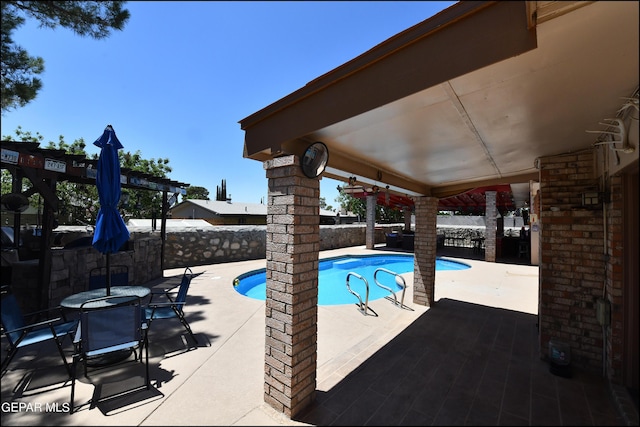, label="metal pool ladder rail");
[345,272,378,317]
[374,268,413,311]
